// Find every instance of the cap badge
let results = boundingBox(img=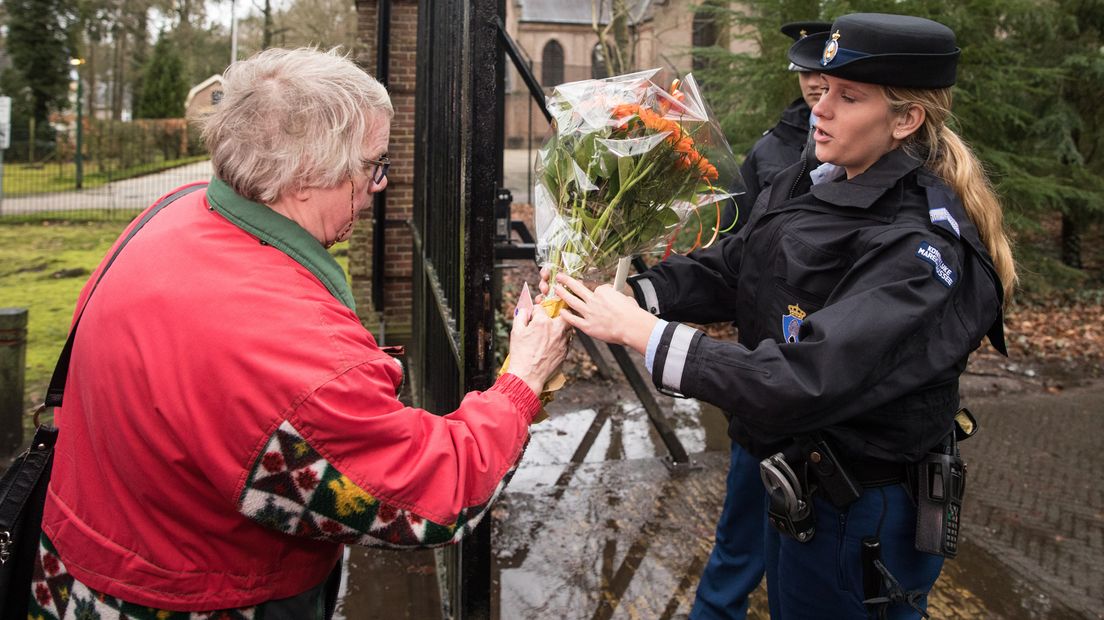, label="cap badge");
[799,28,808,38]
[782,304,807,343]
[821,30,841,66]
